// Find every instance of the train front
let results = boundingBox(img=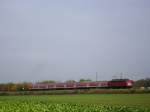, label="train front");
[108,79,134,88]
